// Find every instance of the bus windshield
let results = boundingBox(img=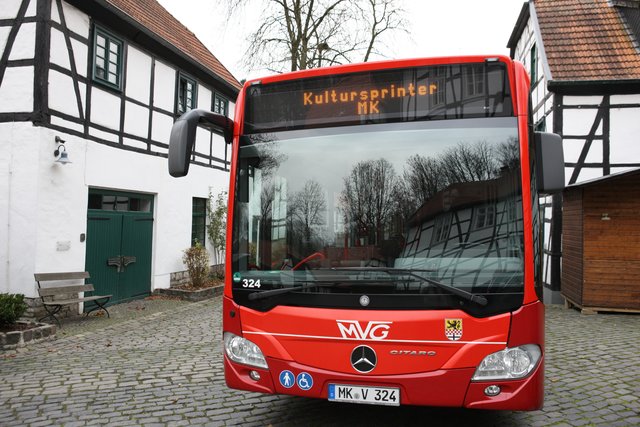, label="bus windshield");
[232,117,524,316]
